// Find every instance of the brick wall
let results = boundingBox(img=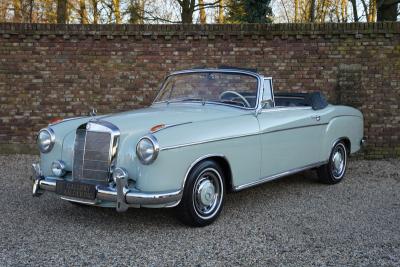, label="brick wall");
[0,23,399,158]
